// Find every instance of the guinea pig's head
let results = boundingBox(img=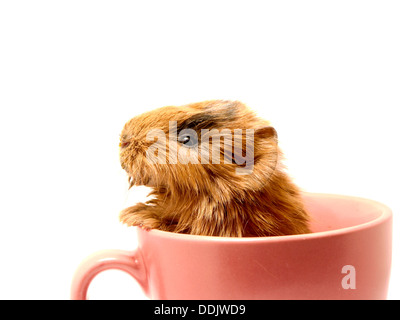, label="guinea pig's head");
[119,100,279,202]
